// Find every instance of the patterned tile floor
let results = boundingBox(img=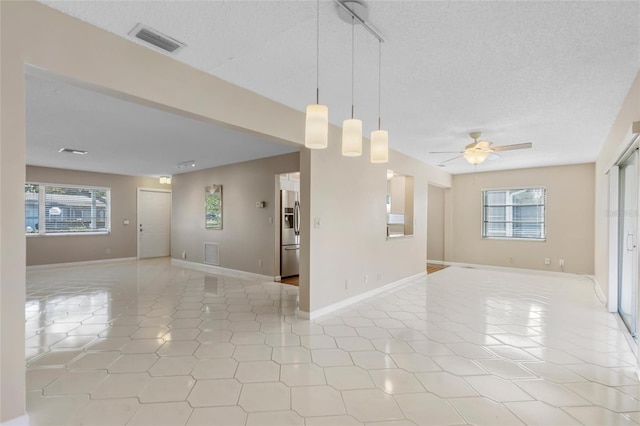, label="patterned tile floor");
[25,258,640,425]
